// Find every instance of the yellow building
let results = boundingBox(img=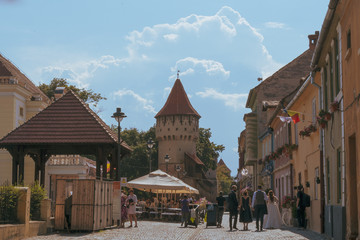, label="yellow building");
[286,76,322,233]
[308,0,360,238]
[0,53,49,184]
[337,0,360,239]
